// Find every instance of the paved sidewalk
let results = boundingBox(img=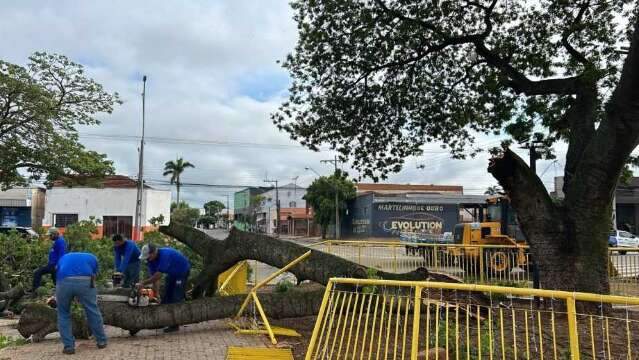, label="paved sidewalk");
[0,319,271,360]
